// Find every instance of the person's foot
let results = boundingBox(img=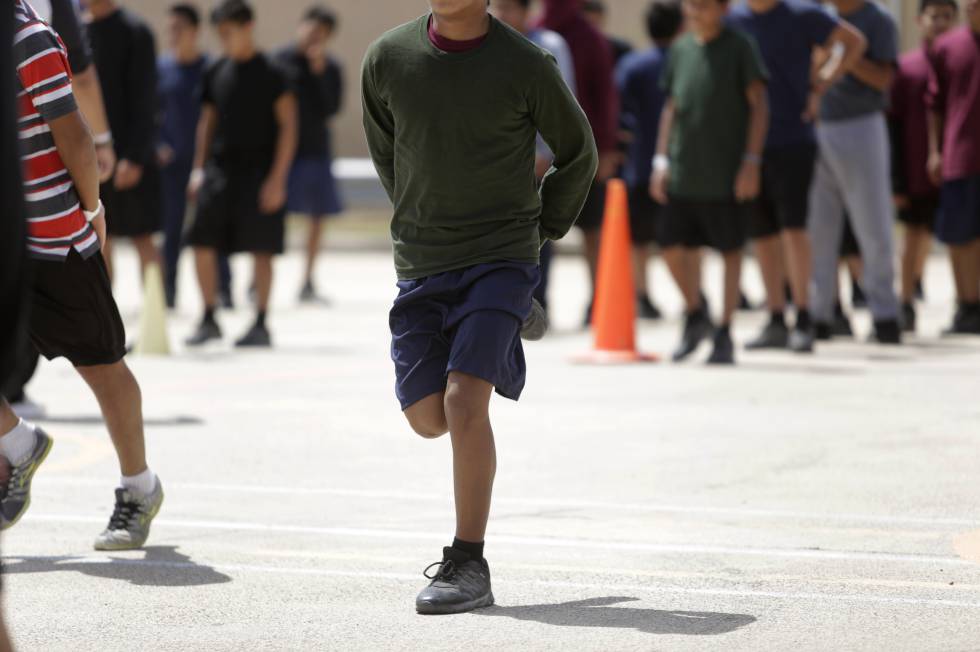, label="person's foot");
[521,298,549,341]
[185,319,222,347]
[416,547,494,615]
[738,291,756,311]
[706,327,735,365]
[637,295,663,320]
[0,428,53,530]
[901,302,917,334]
[872,319,902,345]
[235,322,272,348]
[814,322,833,341]
[832,304,854,338]
[745,320,789,350]
[942,304,980,336]
[915,279,925,301]
[10,395,46,421]
[851,280,868,309]
[93,479,164,551]
[672,309,713,362]
[788,326,815,353]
